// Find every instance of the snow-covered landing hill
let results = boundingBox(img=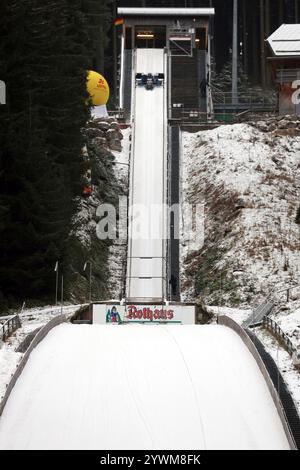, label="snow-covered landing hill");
[181,122,300,309]
[0,305,80,400]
